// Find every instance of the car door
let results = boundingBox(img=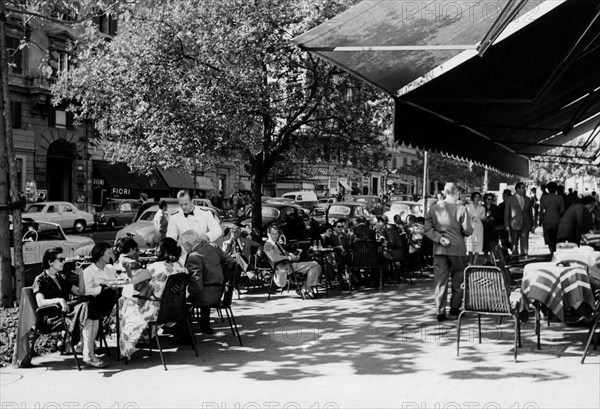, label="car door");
[118,202,133,225]
[43,204,63,226]
[60,203,76,229]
